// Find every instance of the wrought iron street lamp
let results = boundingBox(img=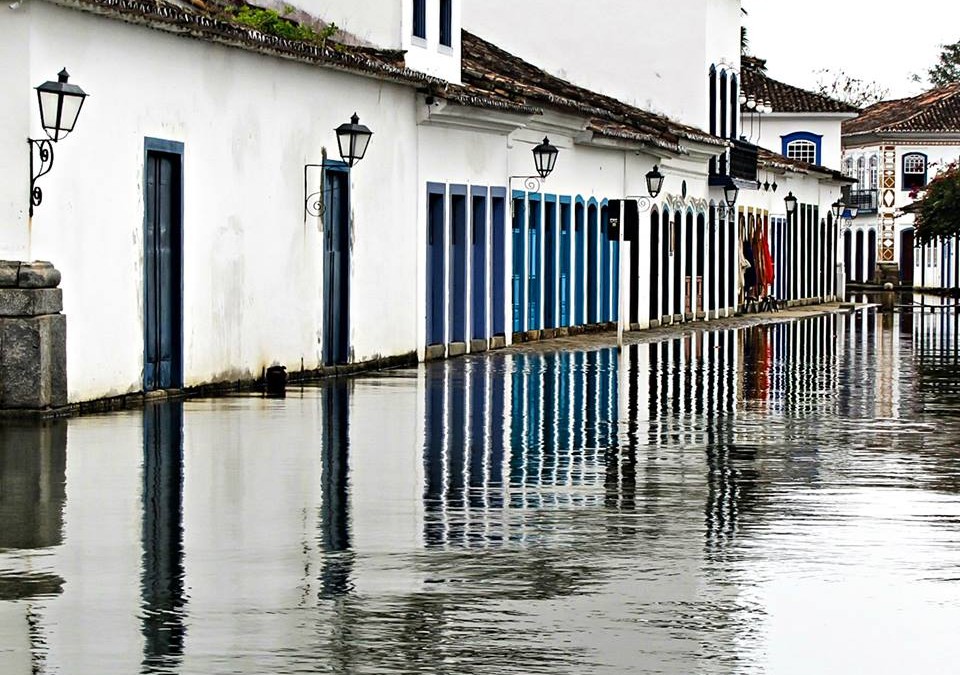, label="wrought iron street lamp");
[831,199,843,222]
[36,69,87,142]
[785,192,798,216]
[29,68,89,217]
[723,178,739,210]
[646,165,664,199]
[335,113,373,167]
[532,137,559,180]
[509,136,561,196]
[304,113,374,218]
